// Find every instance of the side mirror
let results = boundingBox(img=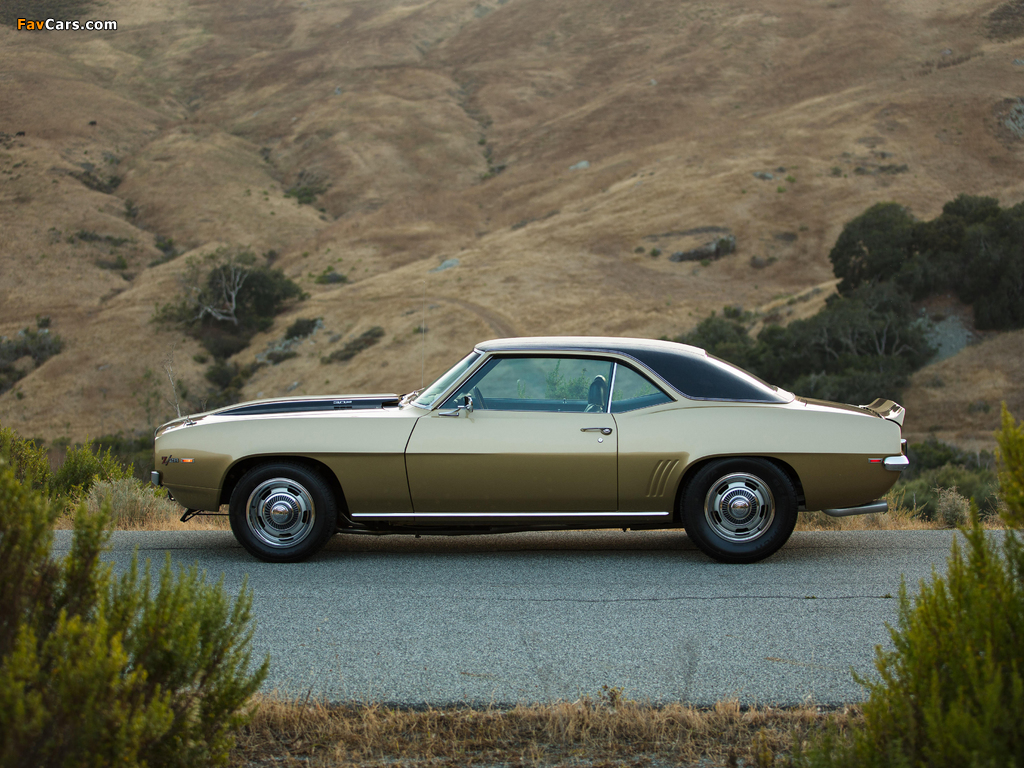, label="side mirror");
[439,393,474,417]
